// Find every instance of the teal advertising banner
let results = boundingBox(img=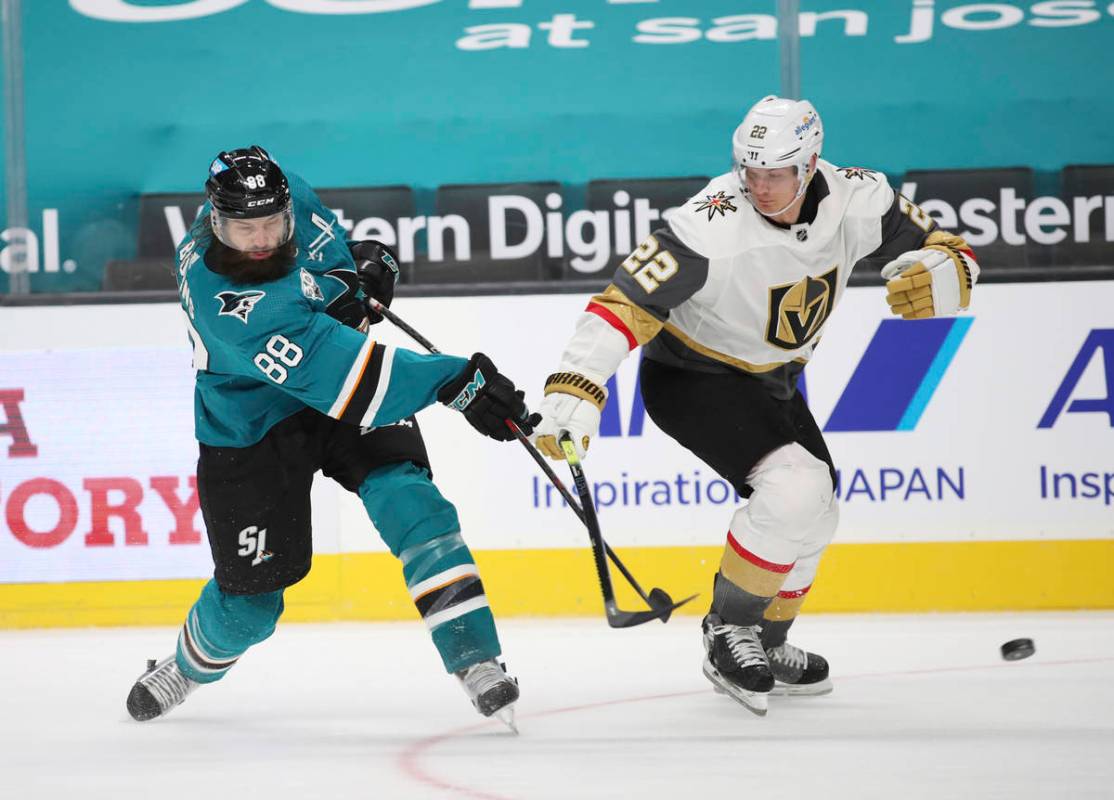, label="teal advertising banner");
[1,0,1111,291]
